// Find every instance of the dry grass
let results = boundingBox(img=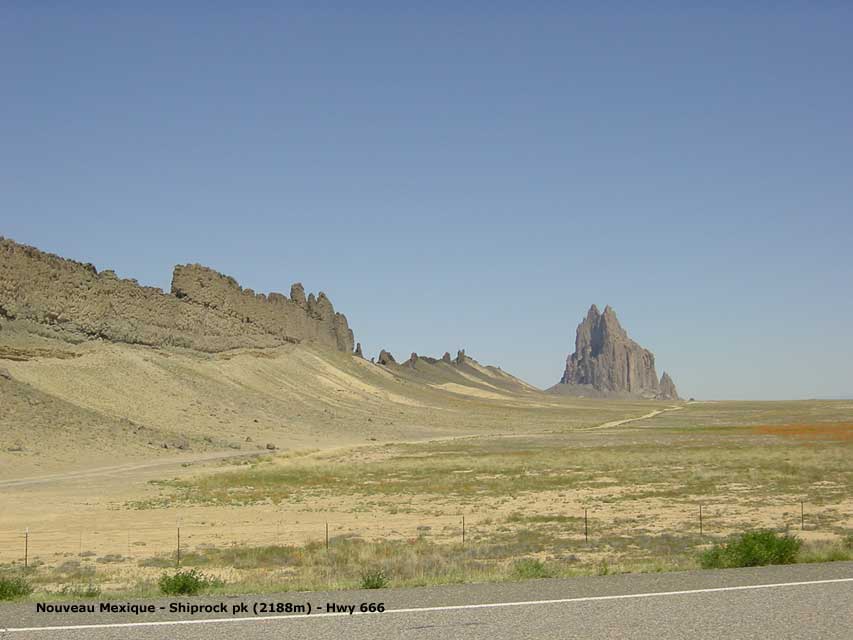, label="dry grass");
[6,530,852,600]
